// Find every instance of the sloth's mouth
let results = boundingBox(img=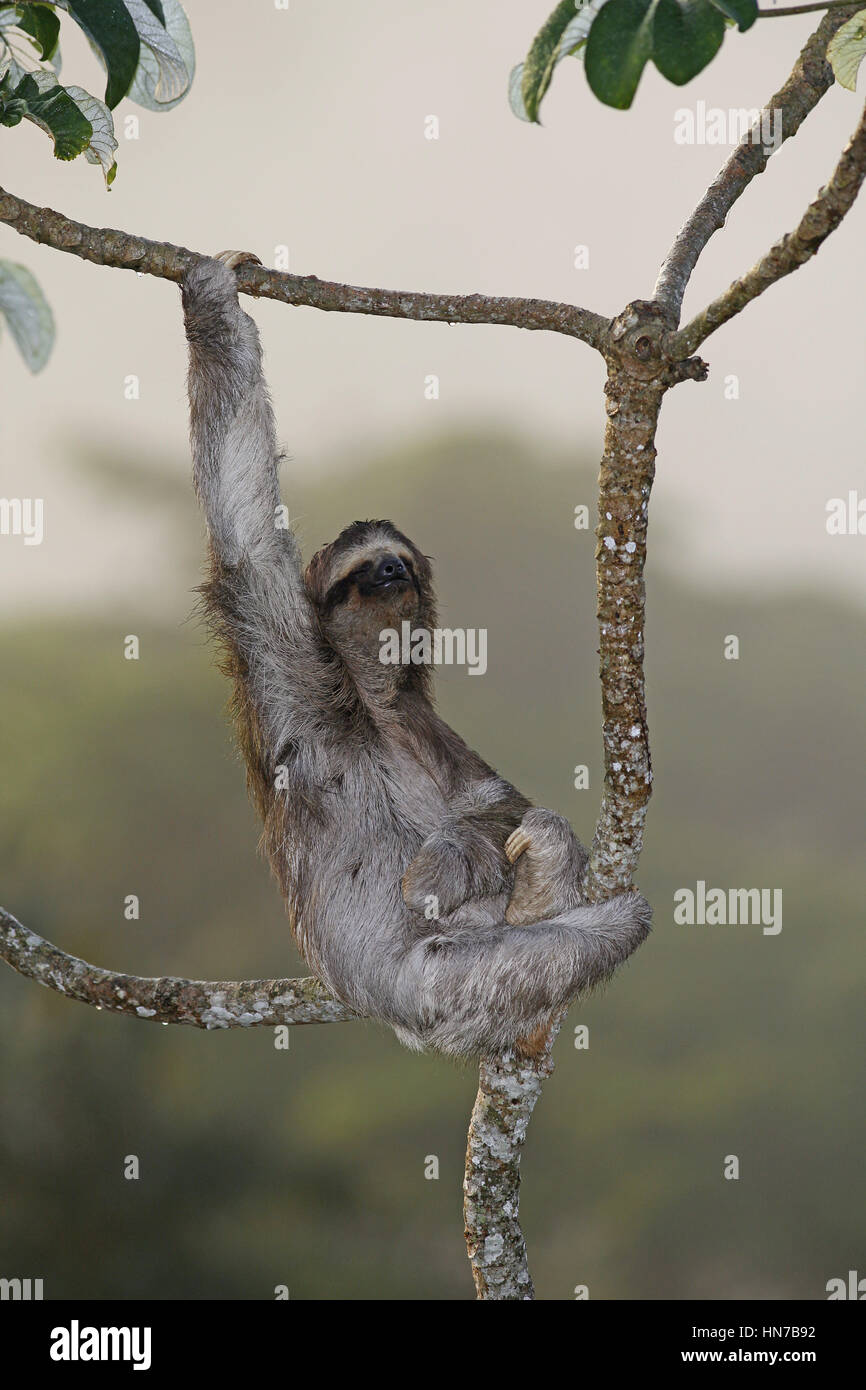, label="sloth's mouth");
[371,576,411,592]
